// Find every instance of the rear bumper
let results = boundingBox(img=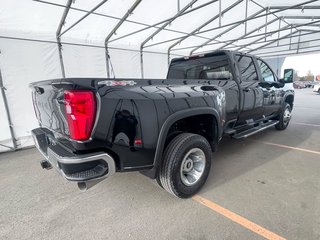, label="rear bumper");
[32,128,116,183]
